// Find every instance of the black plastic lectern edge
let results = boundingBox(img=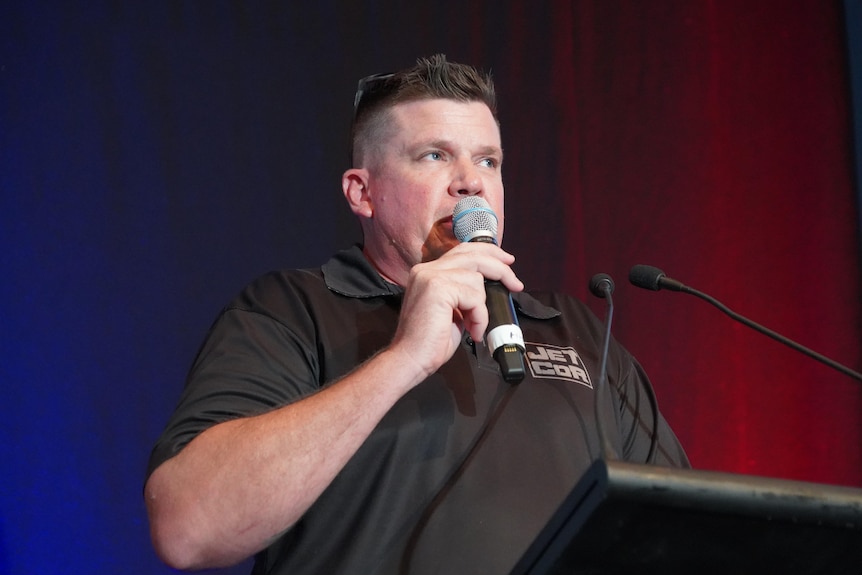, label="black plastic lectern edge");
[512,459,862,574]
